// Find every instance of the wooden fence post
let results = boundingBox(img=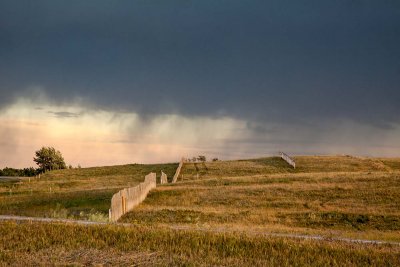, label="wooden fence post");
[122,196,126,214]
